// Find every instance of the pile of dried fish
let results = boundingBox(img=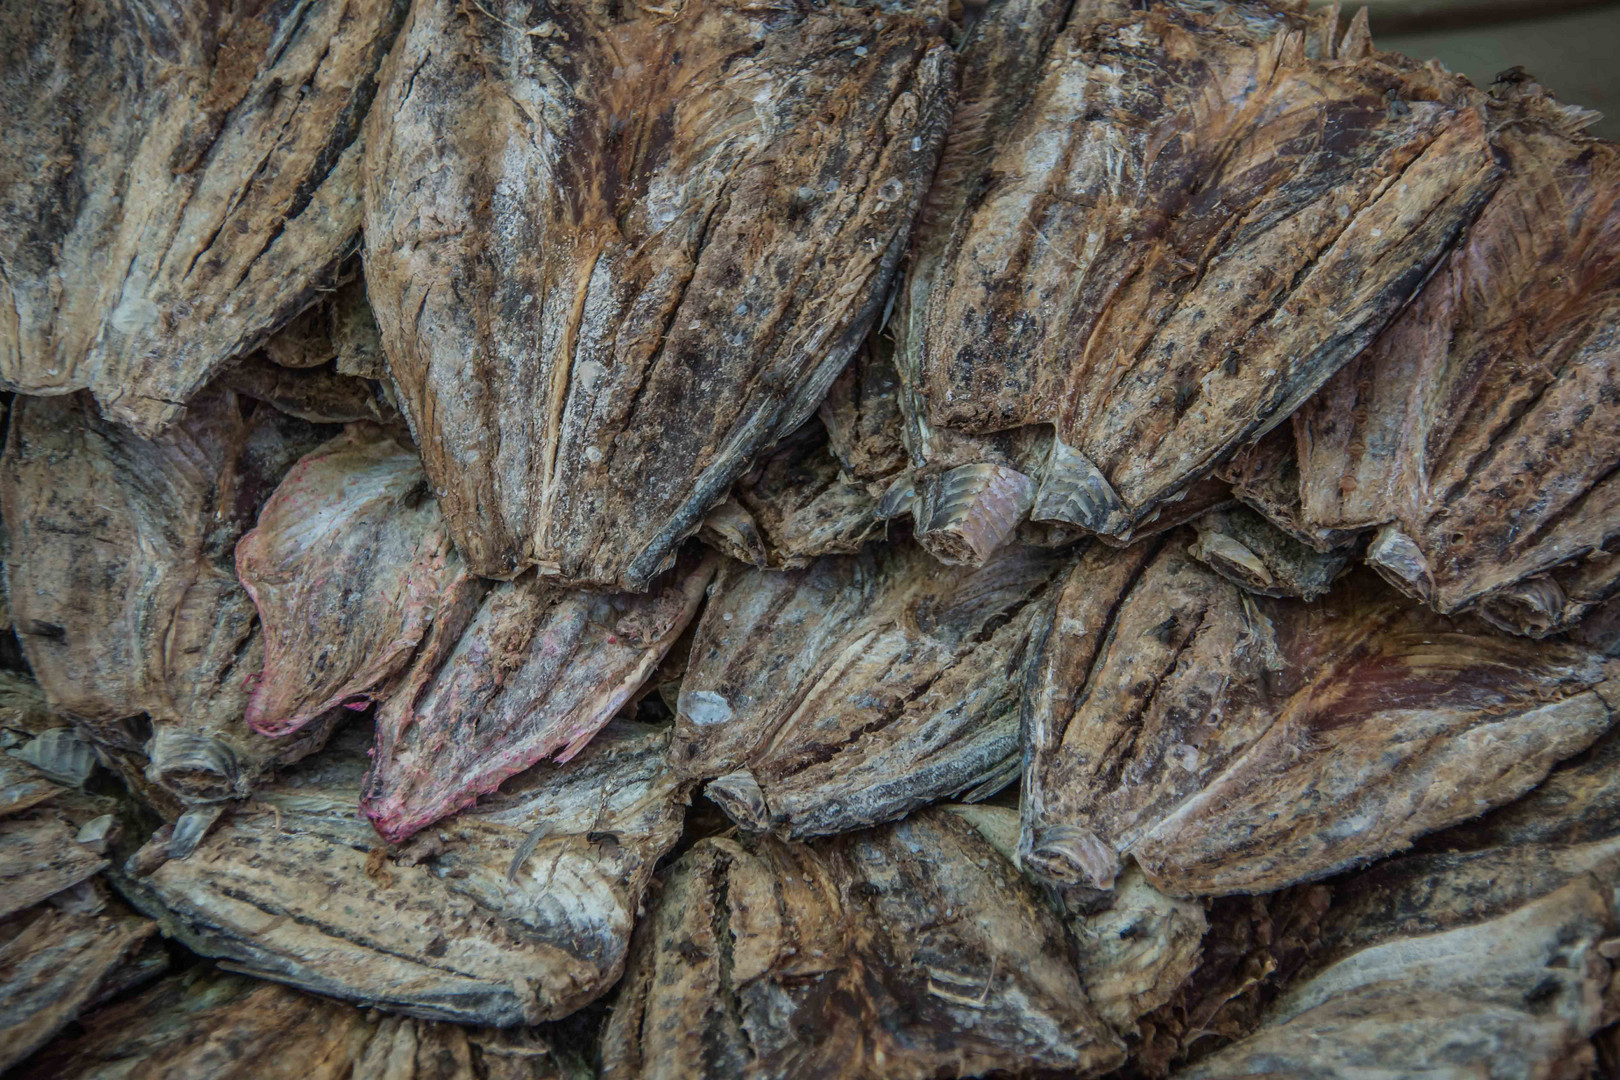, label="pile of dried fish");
[2,0,1618,1075]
